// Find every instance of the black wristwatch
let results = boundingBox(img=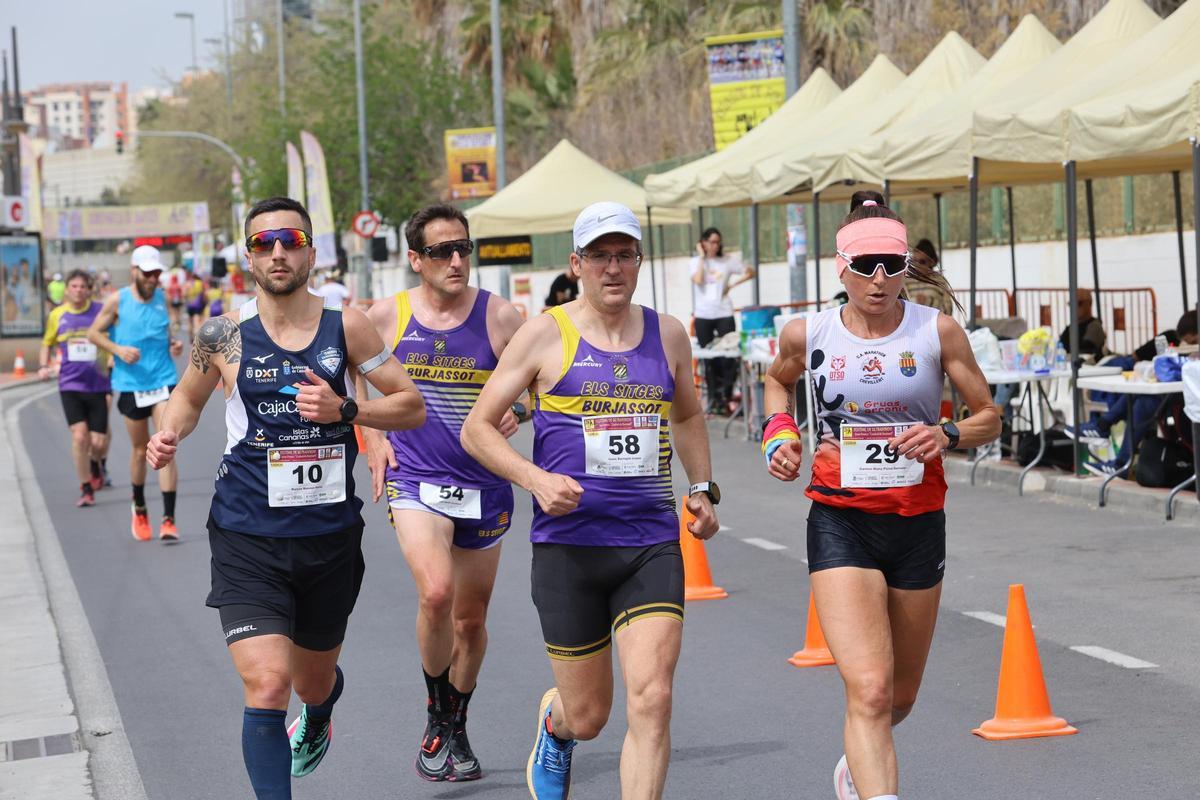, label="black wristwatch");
[339,396,359,423]
[511,401,527,421]
[761,412,791,435]
[940,421,960,450]
[688,481,721,505]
